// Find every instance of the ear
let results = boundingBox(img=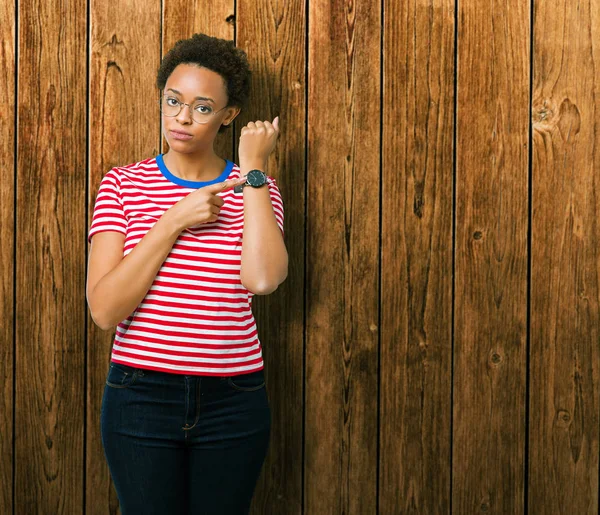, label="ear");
[222,106,241,126]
